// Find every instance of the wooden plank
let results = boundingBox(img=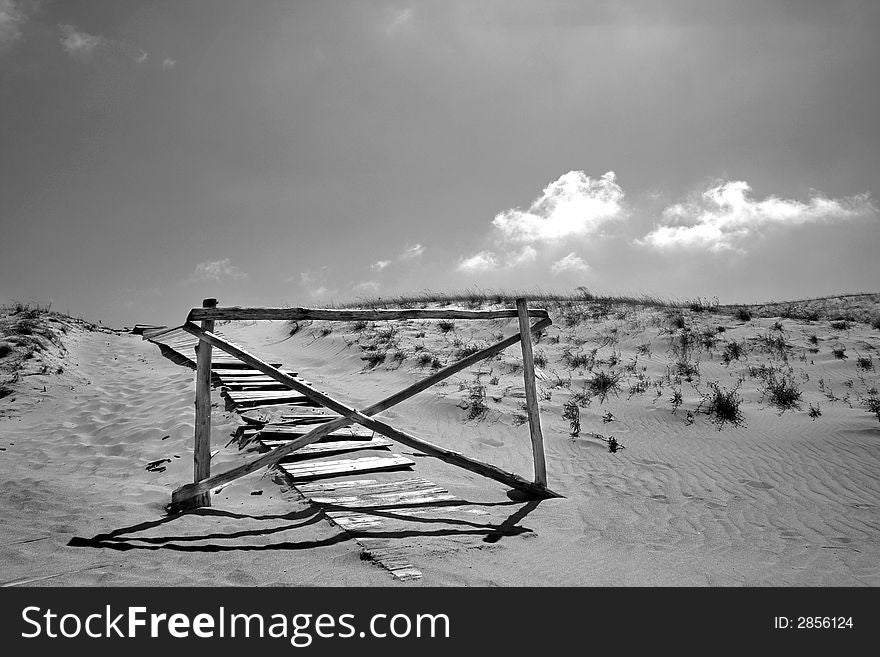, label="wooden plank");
[188,306,551,322]
[132,324,167,336]
[313,478,446,495]
[309,488,457,508]
[170,317,557,509]
[257,424,374,439]
[279,413,342,423]
[222,391,316,404]
[261,437,393,457]
[221,382,312,392]
[213,369,297,377]
[217,374,306,383]
[240,428,372,444]
[142,325,185,341]
[191,298,217,510]
[223,390,320,399]
[355,539,422,581]
[159,337,197,347]
[216,375,302,384]
[212,359,283,368]
[298,478,439,494]
[296,478,383,494]
[238,412,342,427]
[279,455,414,481]
[226,398,320,410]
[516,298,547,487]
[221,383,293,391]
